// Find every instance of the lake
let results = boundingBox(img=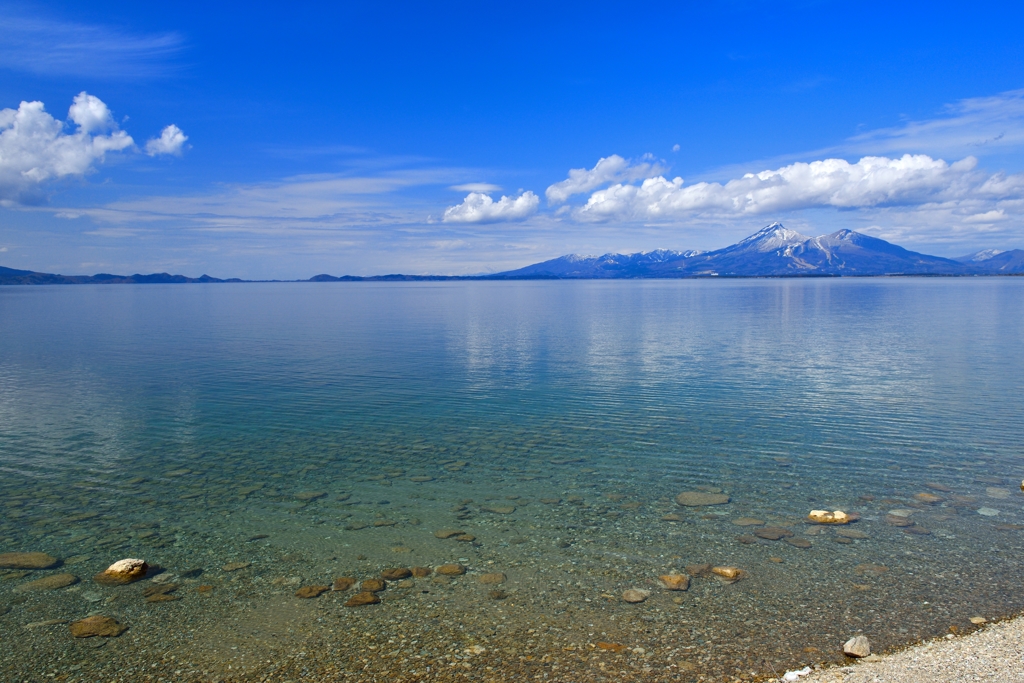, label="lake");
[1,278,1023,682]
